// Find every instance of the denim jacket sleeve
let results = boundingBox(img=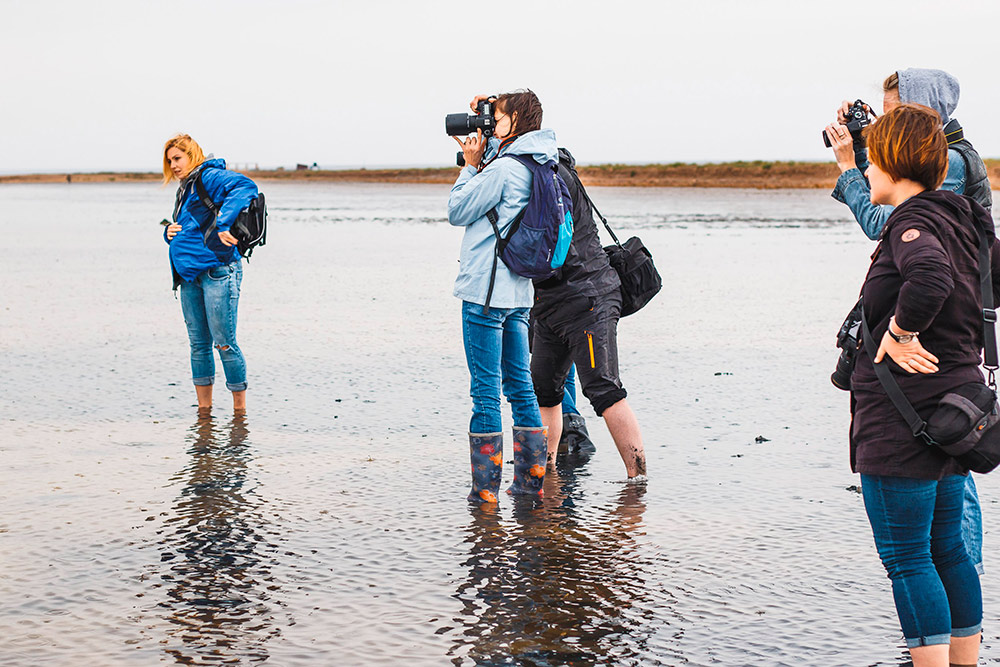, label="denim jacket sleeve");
[940,149,966,195]
[831,168,891,240]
